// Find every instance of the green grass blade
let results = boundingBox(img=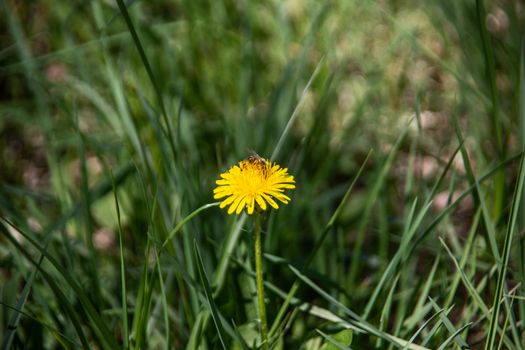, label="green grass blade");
[475,0,502,152]
[161,202,220,247]
[440,237,490,316]
[75,109,103,315]
[519,36,525,348]
[348,125,408,288]
[0,221,95,349]
[415,151,523,248]
[270,56,324,162]
[376,274,399,349]
[485,154,525,349]
[212,214,247,294]
[498,293,517,350]
[403,254,440,330]
[194,241,228,350]
[452,113,522,347]
[114,0,177,159]
[112,173,129,349]
[363,200,433,319]
[0,249,40,349]
[317,329,352,350]
[428,298,468,348]
[451,108,500,262]
[444,209,481,309]
[401,307,450,350]
[269,150,372,337]
[150,249,170,349]
[435,323,472,350]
